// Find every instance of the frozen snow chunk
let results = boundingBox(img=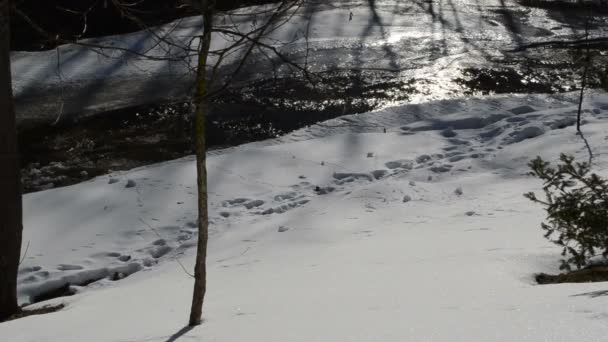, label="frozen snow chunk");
[108,178,119,184]
[220,212,231,218]
[244,200,264,209]
[509,105,536,115]
[278,226,290,233]
[403,195,412,203]
[125,179,137,188]
[465,211,476,216]
[454,187,463,196]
